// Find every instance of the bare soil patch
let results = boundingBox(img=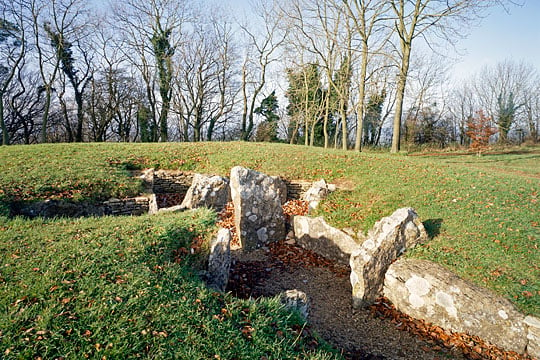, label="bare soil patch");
[227,242,466,360]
